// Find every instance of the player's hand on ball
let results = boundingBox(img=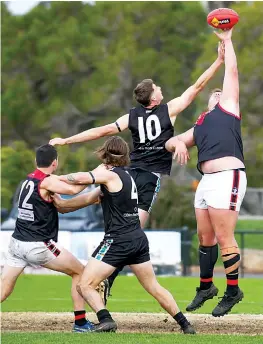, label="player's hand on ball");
[214,27,233,41]
[173,141,190,165]
[49,137,66,146]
